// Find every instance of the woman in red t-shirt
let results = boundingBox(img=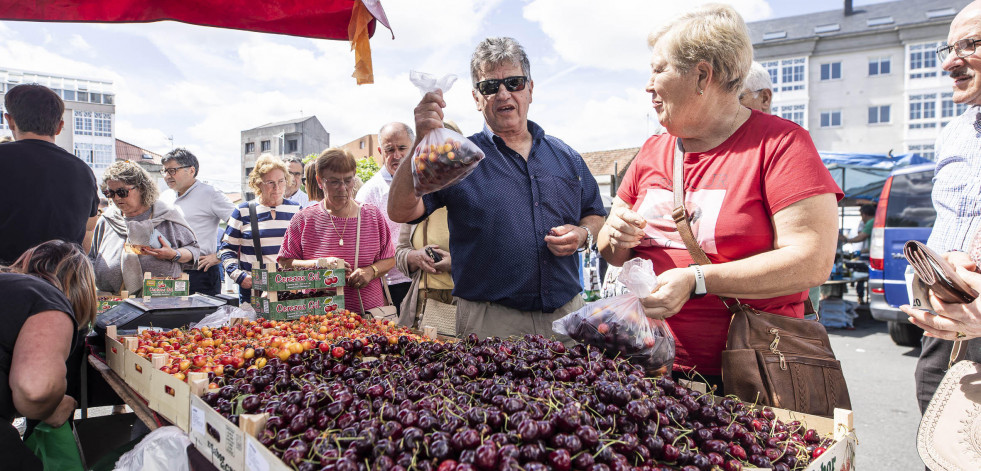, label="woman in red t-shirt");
[279,149,395,316]
[597,4,842,389]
